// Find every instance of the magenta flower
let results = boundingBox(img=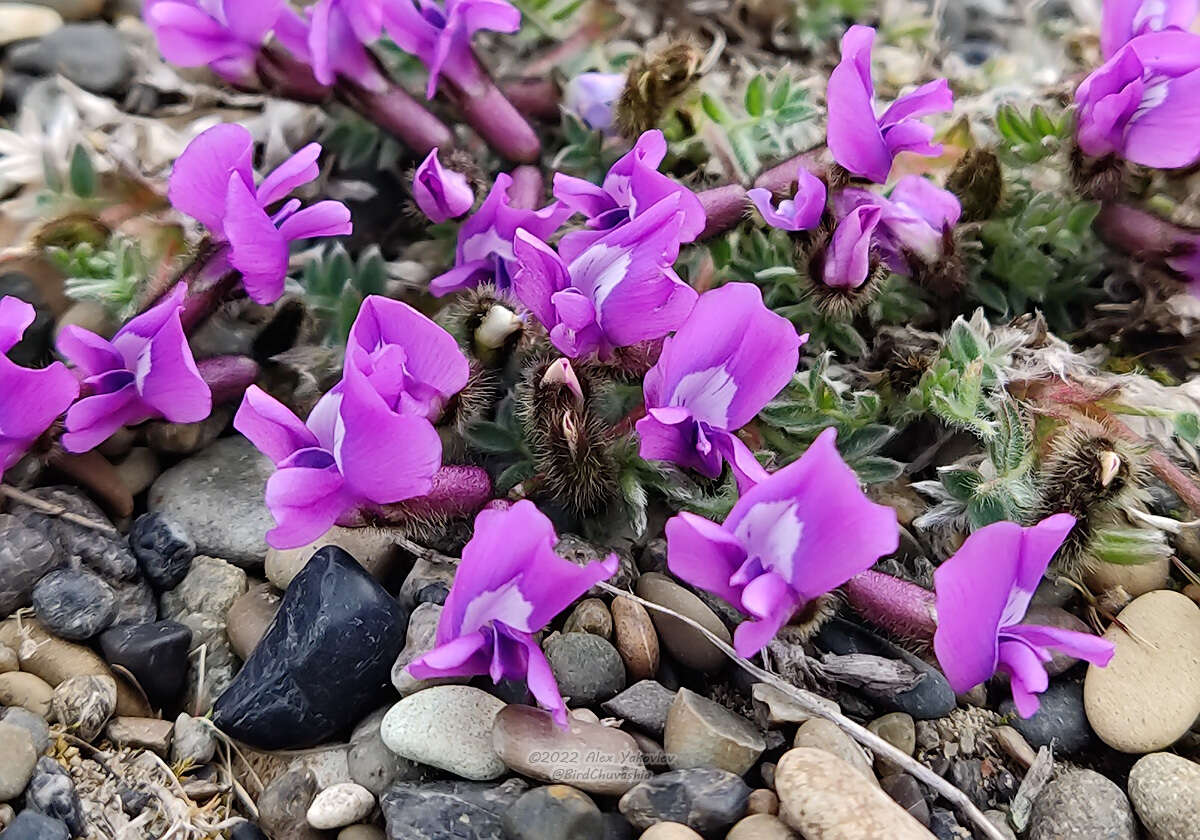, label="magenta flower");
[511,193,699,359]
[637,283,804,491]
[933,514,1116,717]
[826,25,953,183]
[430,172,570,296]
[0,297,79,473]
[747,165,827,232]
[406,500,618,725]
[1101,0,1198,58]
[412,148,475,223]
[552,130,707,254]
[832,176,961,274]
[143,0,282,84]
[564,72,626,132]
[169,123,352,304]
[57,285,210,453]
[665,427,899,657]
[1075,30,1200,169]
[341,295,471,421]
[822,204,883,288]
[273,0,388,90]
[383,0,520,100]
